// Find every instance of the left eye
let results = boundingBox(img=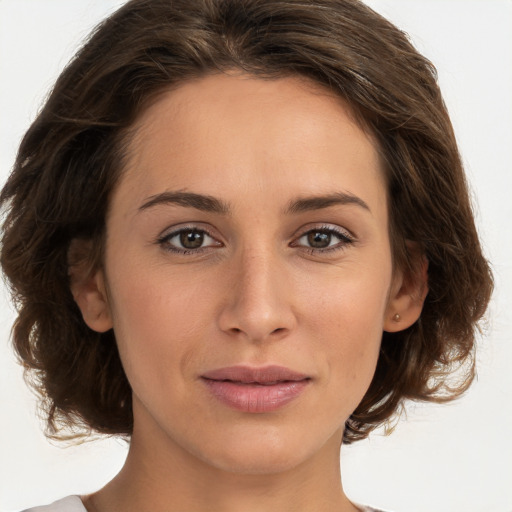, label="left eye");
[159,228,220,252]
[295,228,353,250]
